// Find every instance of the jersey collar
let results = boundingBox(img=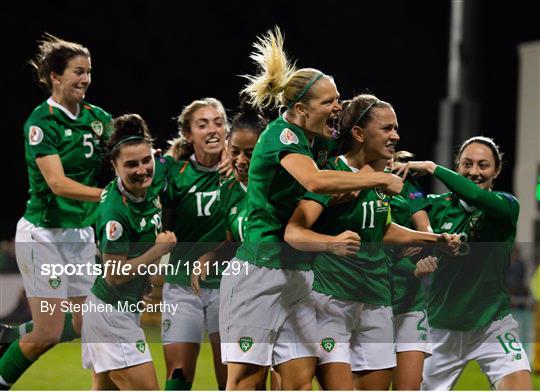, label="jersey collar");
[189,154,219,172]
[338,155,359,173]
[47,97,80,120]
[117,177,146,203]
